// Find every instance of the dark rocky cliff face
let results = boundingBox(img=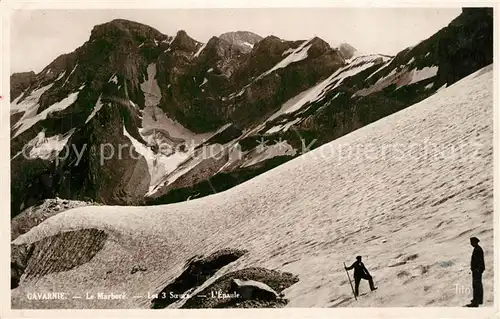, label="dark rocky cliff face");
[10,9,493,216]
[10,71,36,102]
[219,31,263,53]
